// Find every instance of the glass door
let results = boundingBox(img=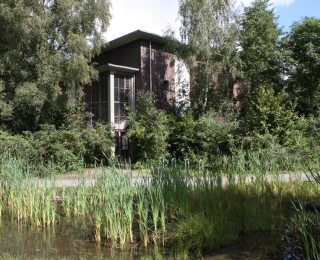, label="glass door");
[115,130,130,161]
